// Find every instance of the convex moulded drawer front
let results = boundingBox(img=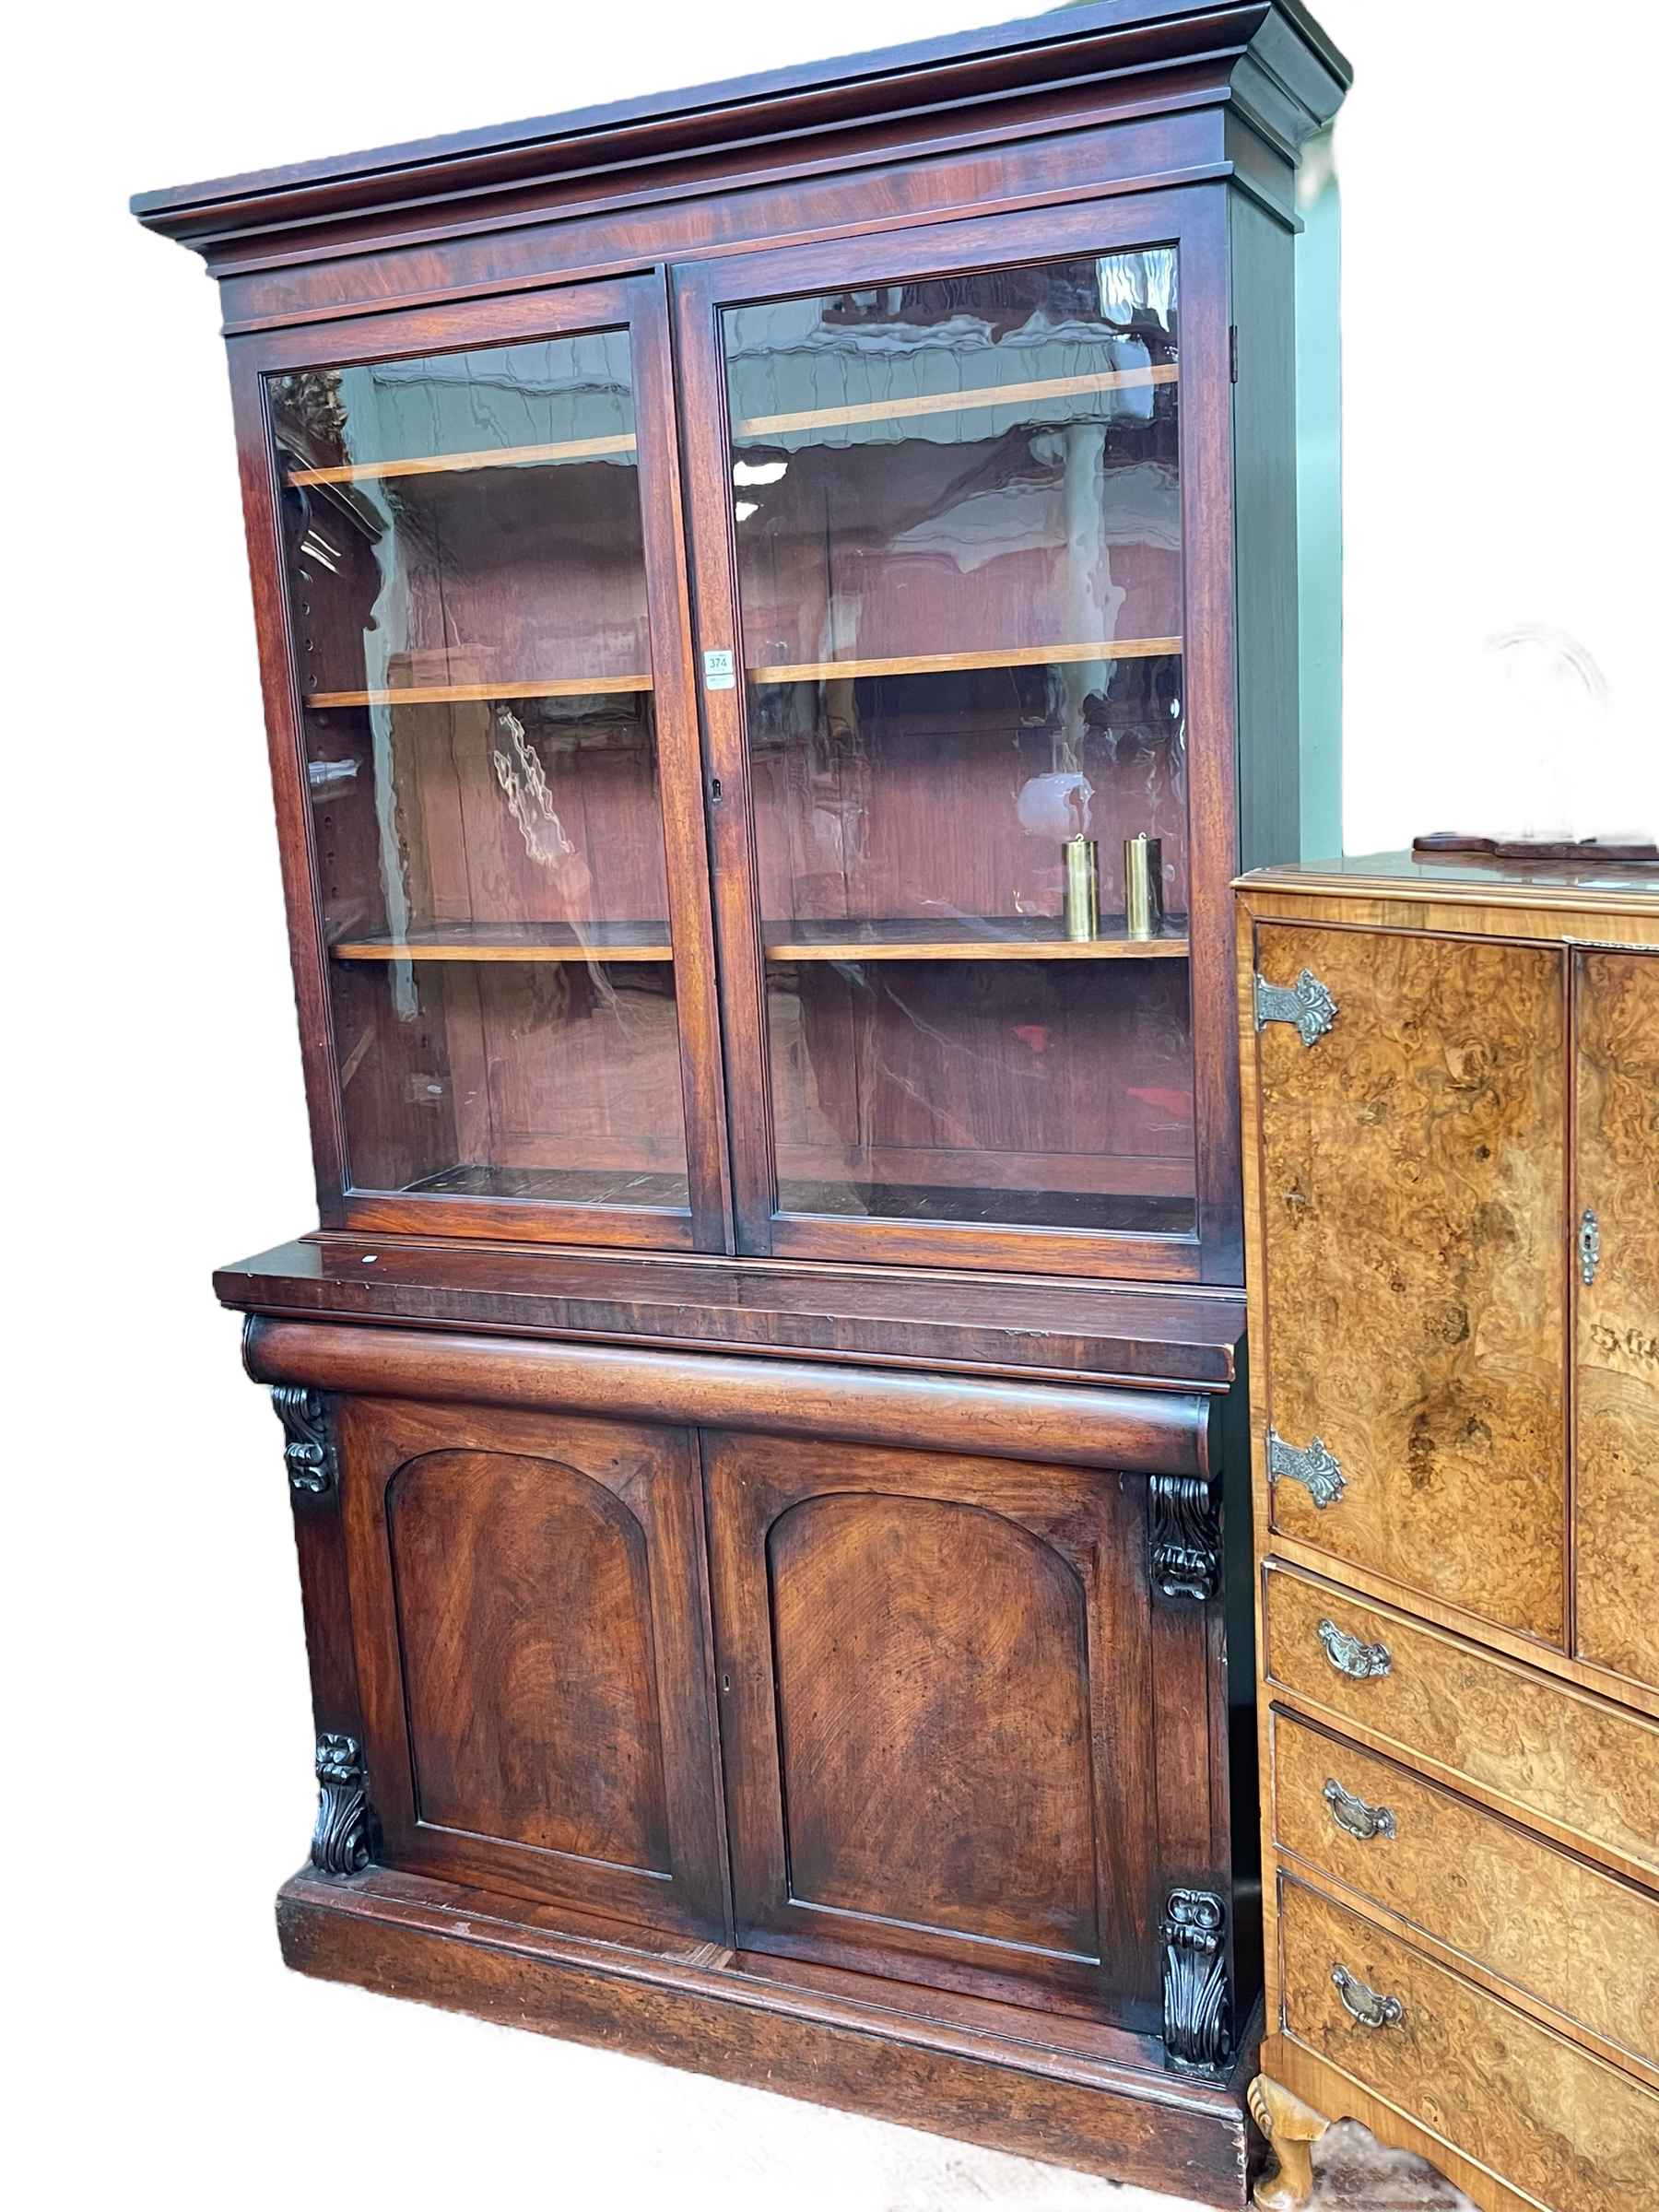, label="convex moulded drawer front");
[1277,1875,1659,2212]
[1262,1563,1659,1882]
[1252,921,1568,1643]
[1269,1709,1659,2072]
